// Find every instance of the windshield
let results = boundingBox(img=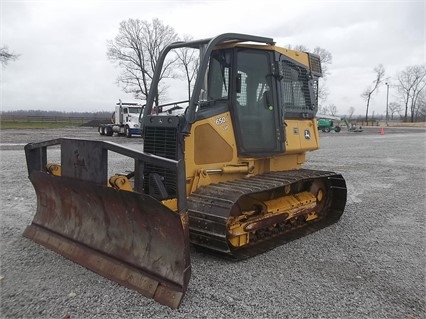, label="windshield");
[129,107,142,114]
